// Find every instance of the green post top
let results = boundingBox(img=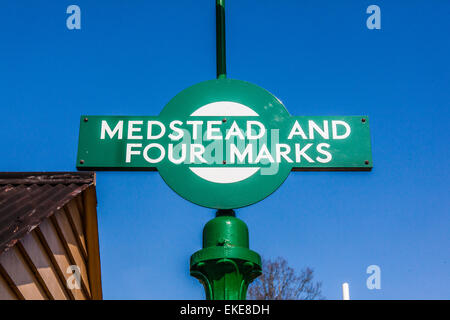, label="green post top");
[203,209,249,248]
[190,210,262,300]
